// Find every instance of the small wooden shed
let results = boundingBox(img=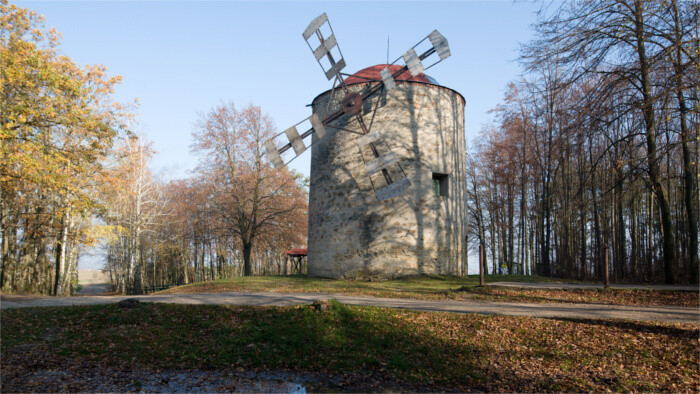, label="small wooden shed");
[283,248,307,275]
